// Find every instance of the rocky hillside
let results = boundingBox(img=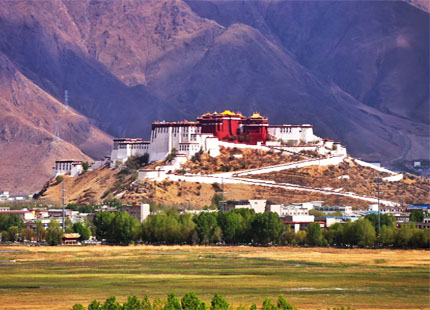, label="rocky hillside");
[0,0,428,193]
